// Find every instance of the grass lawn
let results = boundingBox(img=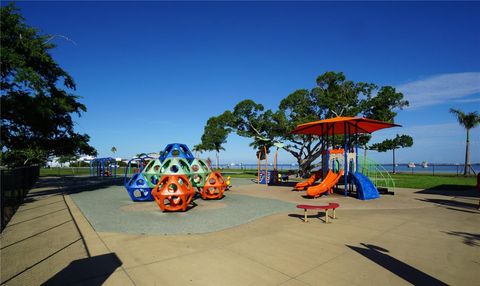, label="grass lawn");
[225,170,477,190]
[391,173,476,190]
[40,167,127,176]
[41,168,477,190]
